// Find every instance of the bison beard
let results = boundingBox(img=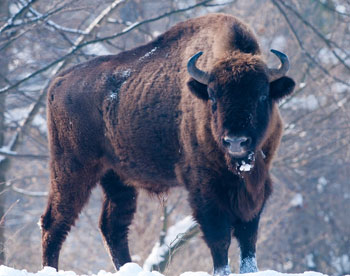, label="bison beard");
[41,14,295,275]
